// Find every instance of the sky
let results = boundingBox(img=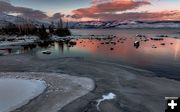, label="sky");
[0,0,180,21]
